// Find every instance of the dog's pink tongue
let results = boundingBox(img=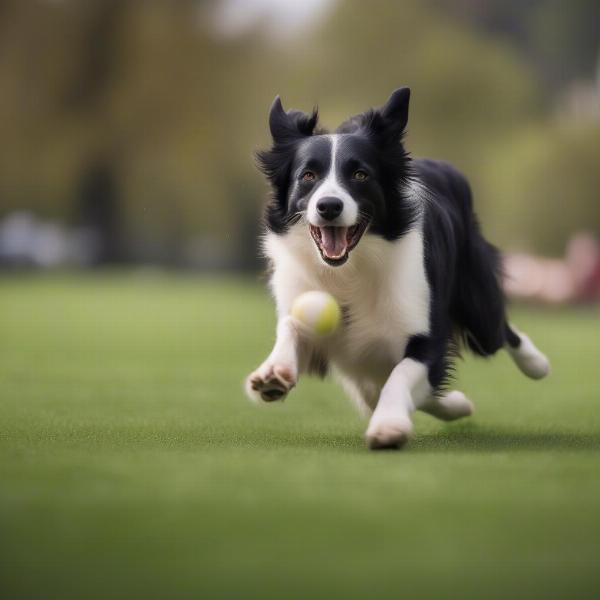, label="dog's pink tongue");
[321,226,348,259]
